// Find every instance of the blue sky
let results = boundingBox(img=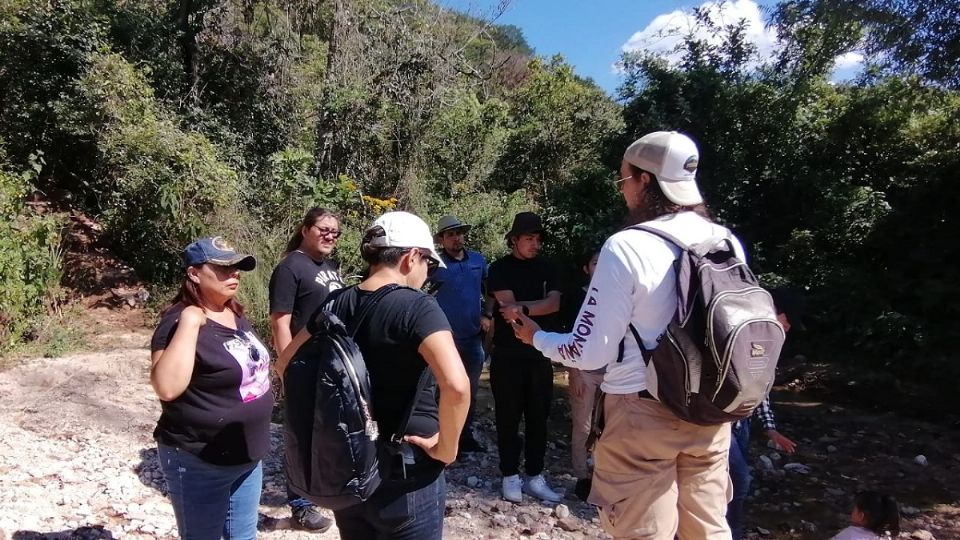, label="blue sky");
[438,0,863,95]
